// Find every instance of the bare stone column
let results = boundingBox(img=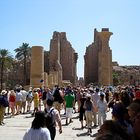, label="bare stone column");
[98,28,113,85]
[30,46,44,88]
[49,32,62,85]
